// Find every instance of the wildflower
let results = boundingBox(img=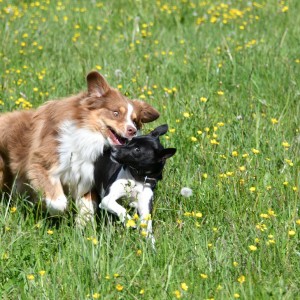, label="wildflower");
[288,230,296,237]
[116,284,124,291]
[281,6,288,12]
[202,173,208,179]
[233,261,239,267]
[232,151,238,157]
[39,270,46,276]
[183,112,190,118]
[217,91,224,96]
[174,290,181,299]
[237,275,246,284]
[239,166,246,171]
[92,293,100,299]
[249,187,256,193]
[242,153,249,158]
[181,282,188,291]
[282,141,290,148]
[105,275,110,280]
[10,207,17,213]
[251,148,260,154]
[47,230,54,235]
[139,289,145,295]
[113,273,120,278]
[126,219,136,228]
[200,97,208,102]
[255,238,260,243]
[180,187,193,197]
[296,219,300,225]
[195,212,203,218]
[210,139,219,145]
[234,293,240,298]
[249,245,257,251]
[200,273,208,279]
[92,238,98,245]
[136,249,142,256]
[191,136,197,142]
[27,274,35,280]
[283,181,288,186]
[141,230,147,237]
[271,118,278,124]
[216,285,223,291]
[268,209,277,217]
